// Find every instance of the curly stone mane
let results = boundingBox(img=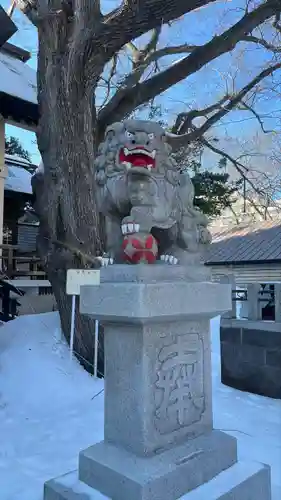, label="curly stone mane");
[94,121,181,188]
